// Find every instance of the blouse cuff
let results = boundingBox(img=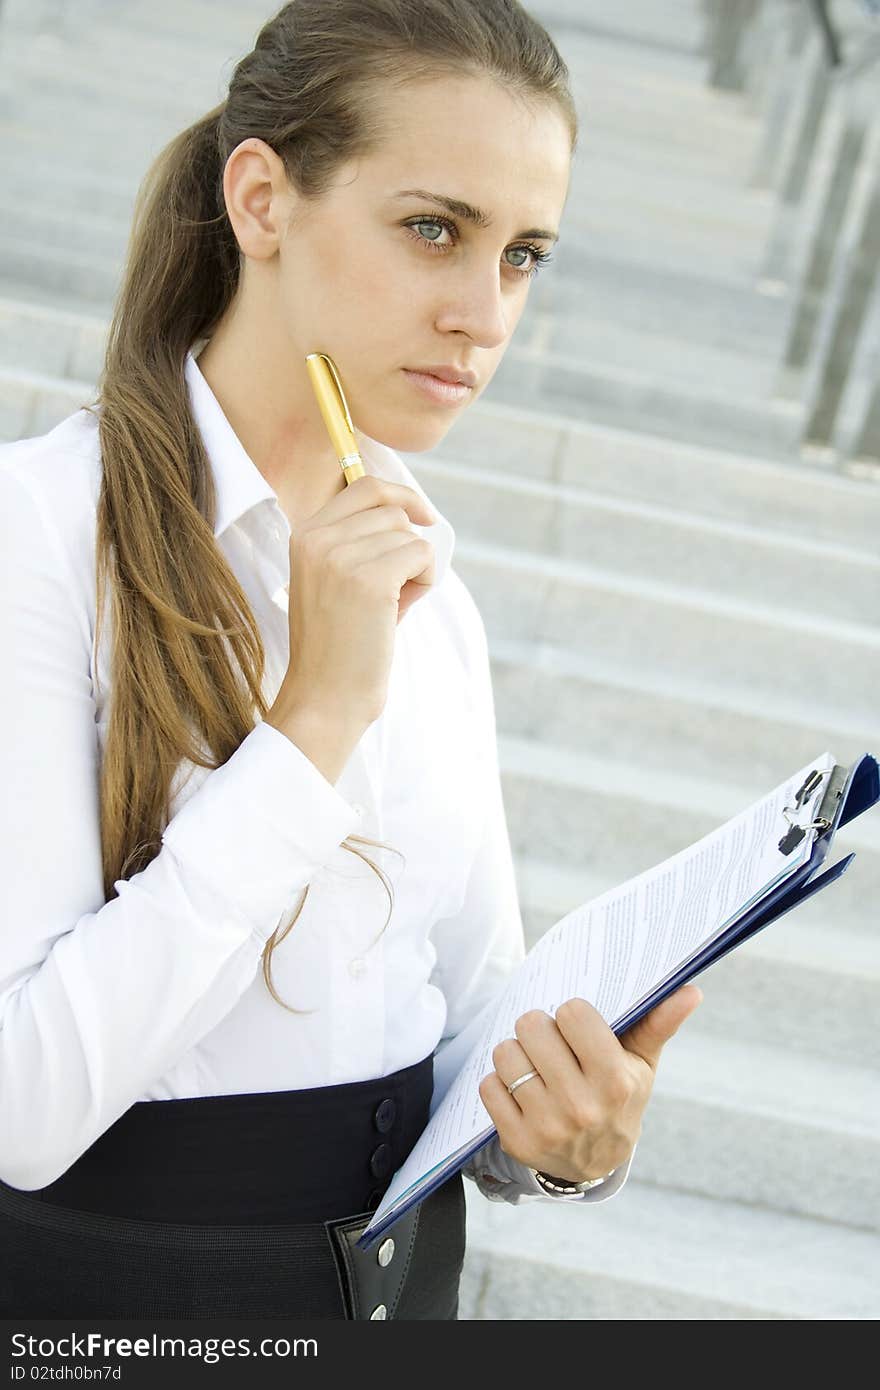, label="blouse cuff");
[160,719,362,938]
[464,1135,635,1205]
